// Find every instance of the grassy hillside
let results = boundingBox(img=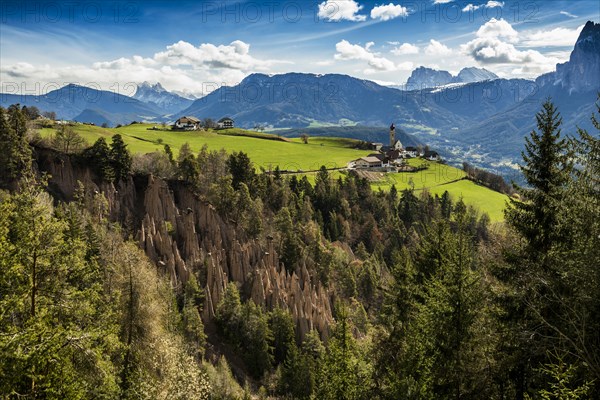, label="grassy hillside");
[39,123,372,171]
[39,123,508,220]
[302,160,509,221]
